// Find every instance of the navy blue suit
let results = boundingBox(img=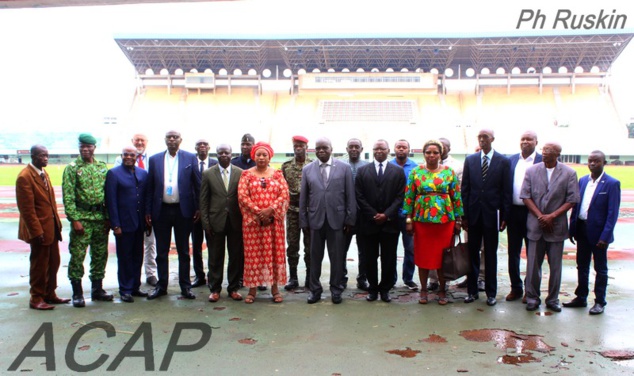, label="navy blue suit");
[191,157,218,282]
[506,152,542,293]
[146,149,201,292]
[569,173,620,306]
[461,150,512,298]
[106,165,148,295]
